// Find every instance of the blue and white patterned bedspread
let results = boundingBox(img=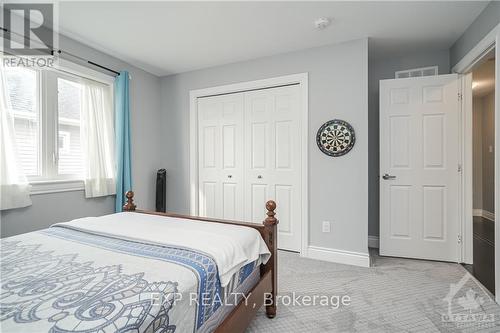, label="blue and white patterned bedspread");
[0,226,228,333]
